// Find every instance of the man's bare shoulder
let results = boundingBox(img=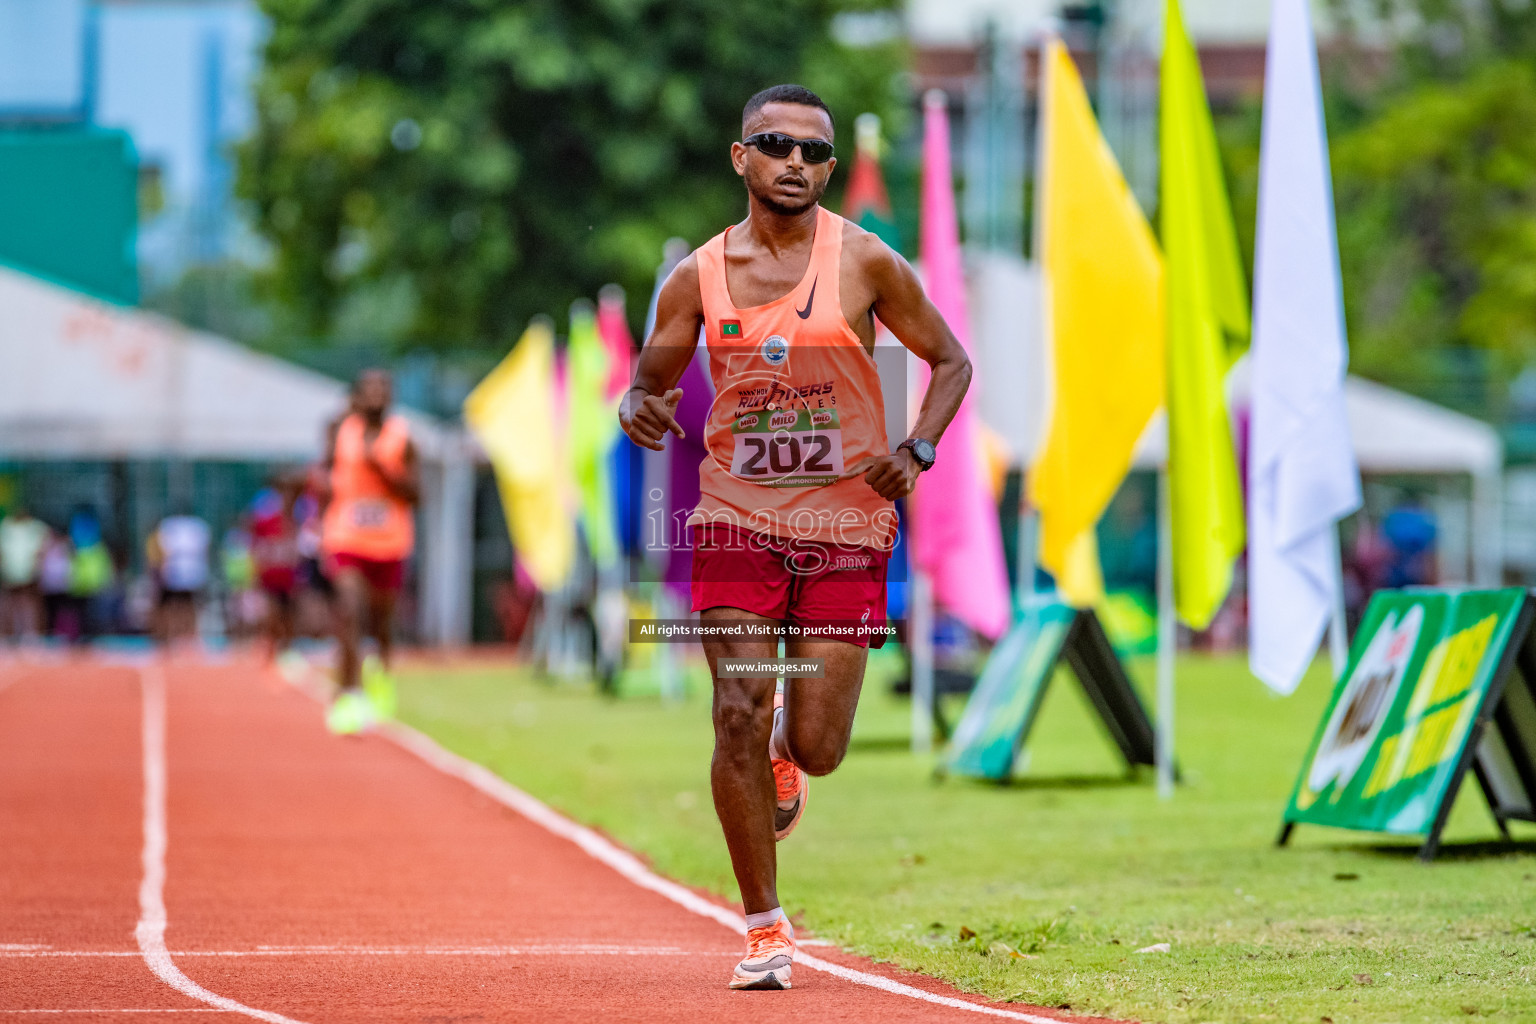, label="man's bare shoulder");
[839,217,910,286]
[667,250,701,284]
[658,251,704,309]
